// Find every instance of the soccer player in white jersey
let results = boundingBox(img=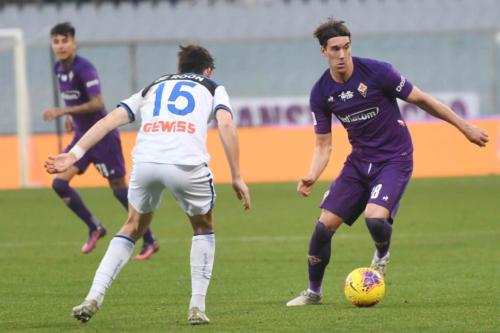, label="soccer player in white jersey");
[45,45,251,325]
